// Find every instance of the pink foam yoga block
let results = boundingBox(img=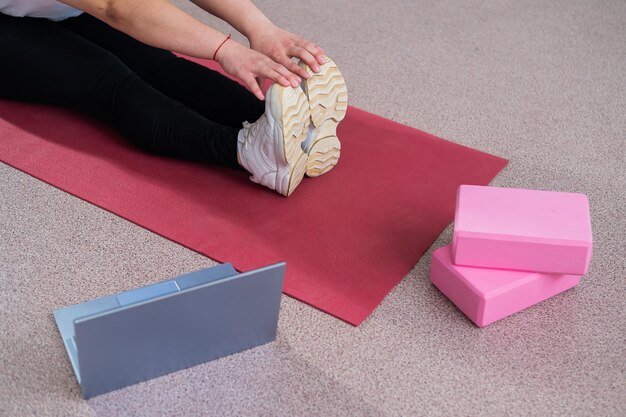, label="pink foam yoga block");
[452,185,592,274]
[431,245,580,327]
